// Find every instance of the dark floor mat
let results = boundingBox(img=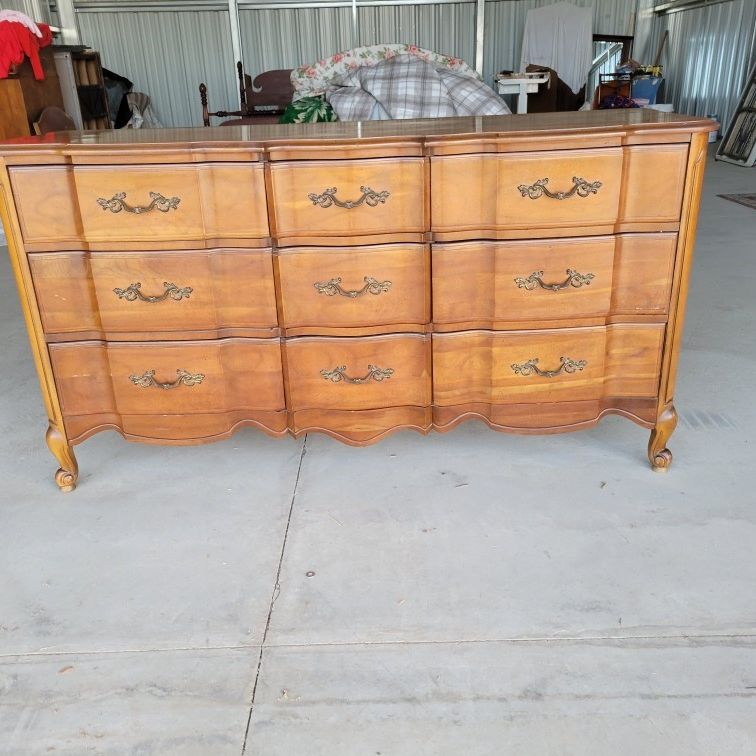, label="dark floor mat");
[718,193,756,210]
